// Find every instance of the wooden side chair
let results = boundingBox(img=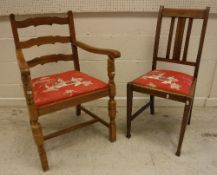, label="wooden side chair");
[126,6,209,156]
[10,12,120,171]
